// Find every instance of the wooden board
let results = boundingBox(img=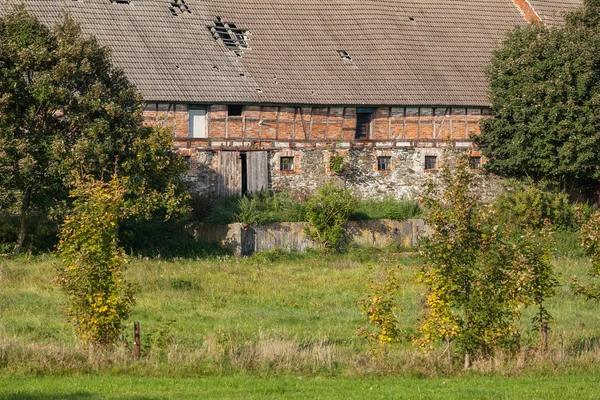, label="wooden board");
[217,151,241,196]
[246,151,268,193]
